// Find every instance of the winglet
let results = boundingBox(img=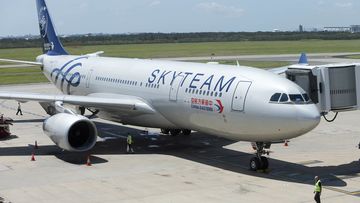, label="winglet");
[36,0,68,56]
[298,52,308,65]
